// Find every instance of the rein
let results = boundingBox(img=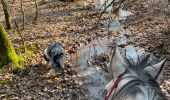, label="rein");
[105,70,127,100]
